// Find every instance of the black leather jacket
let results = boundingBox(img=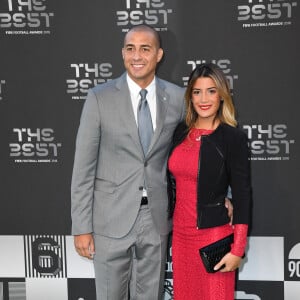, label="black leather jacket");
[167,122,251,229]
